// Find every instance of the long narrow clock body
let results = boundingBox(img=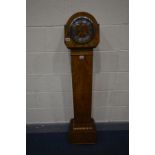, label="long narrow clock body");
[64,12,100,144]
